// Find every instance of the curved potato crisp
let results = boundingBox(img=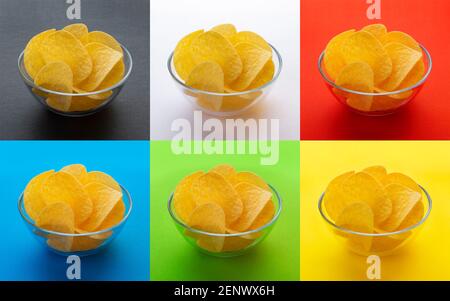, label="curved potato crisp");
[174,171,205,222]
[324,29,356,80]
[83,171,121,191]
[248,60,275,90]
[229,31,271,52]
[24,29,56,79]
[362,166,387,184]
[211,24,237,39]
[188,203,226,252]
[233,171,270,192]
[323,171,355,221]
[63,23,88,40]
[380,31,421,52]
[82,31,123,54]
[382,172,421,193]
[61,164,88,183]
[174,29,204,81]
[361,24,387,40]
[24,170,55,221]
